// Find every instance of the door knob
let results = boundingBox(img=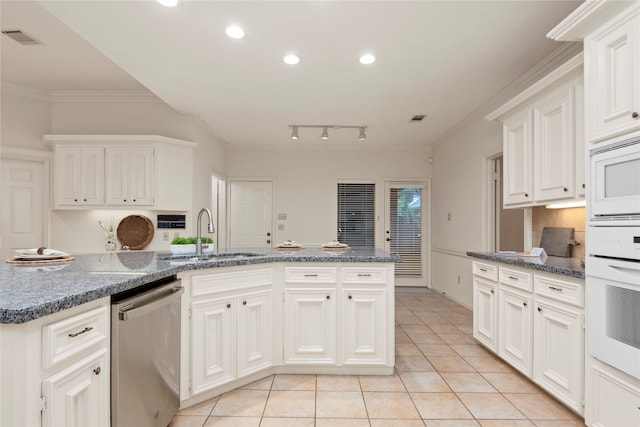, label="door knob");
[386,238,392,241]
[266,232,271,236]
[267,240,271,244]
